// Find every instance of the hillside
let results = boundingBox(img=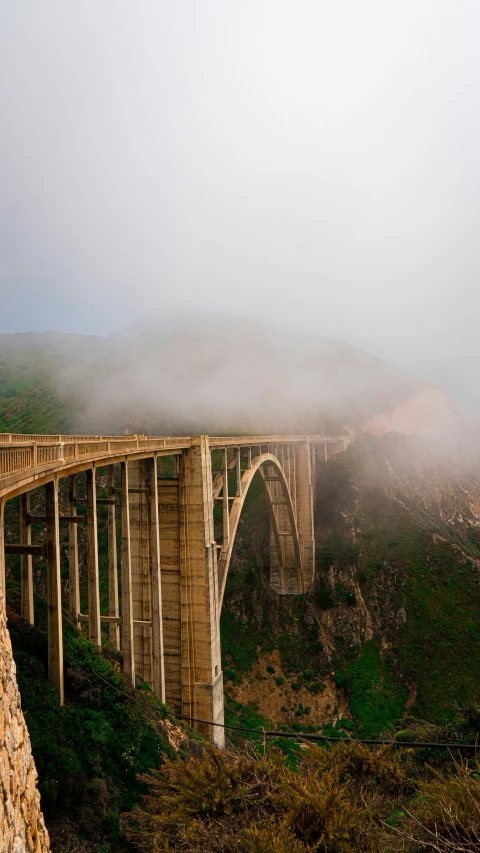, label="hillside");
[222,432,480,739]
[0,316,461,437]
